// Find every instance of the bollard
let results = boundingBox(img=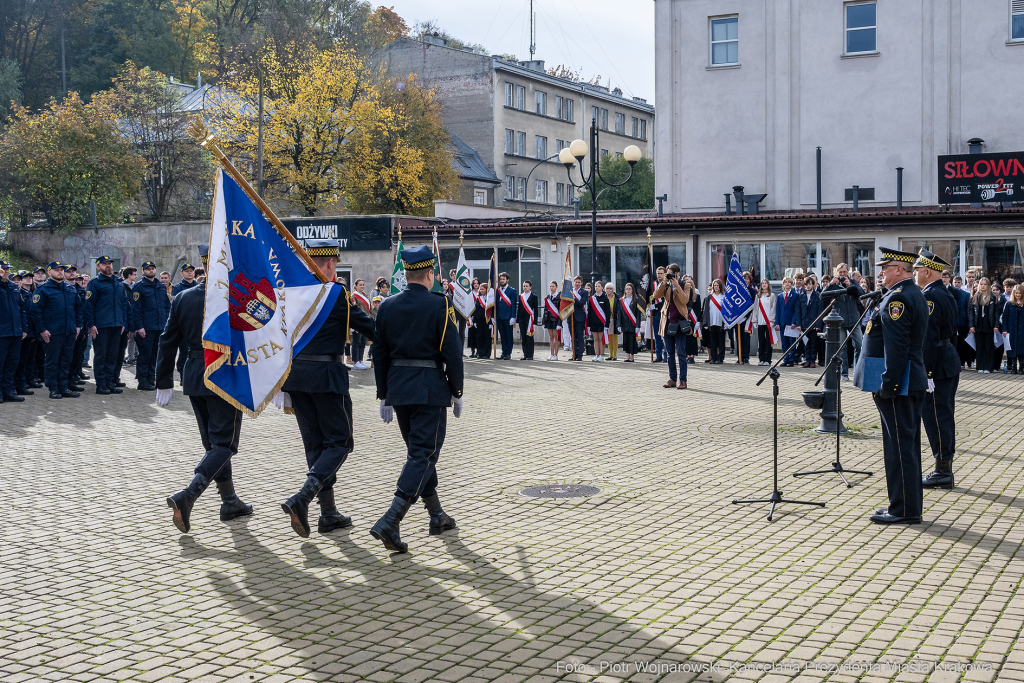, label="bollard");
[814,306,848,434]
